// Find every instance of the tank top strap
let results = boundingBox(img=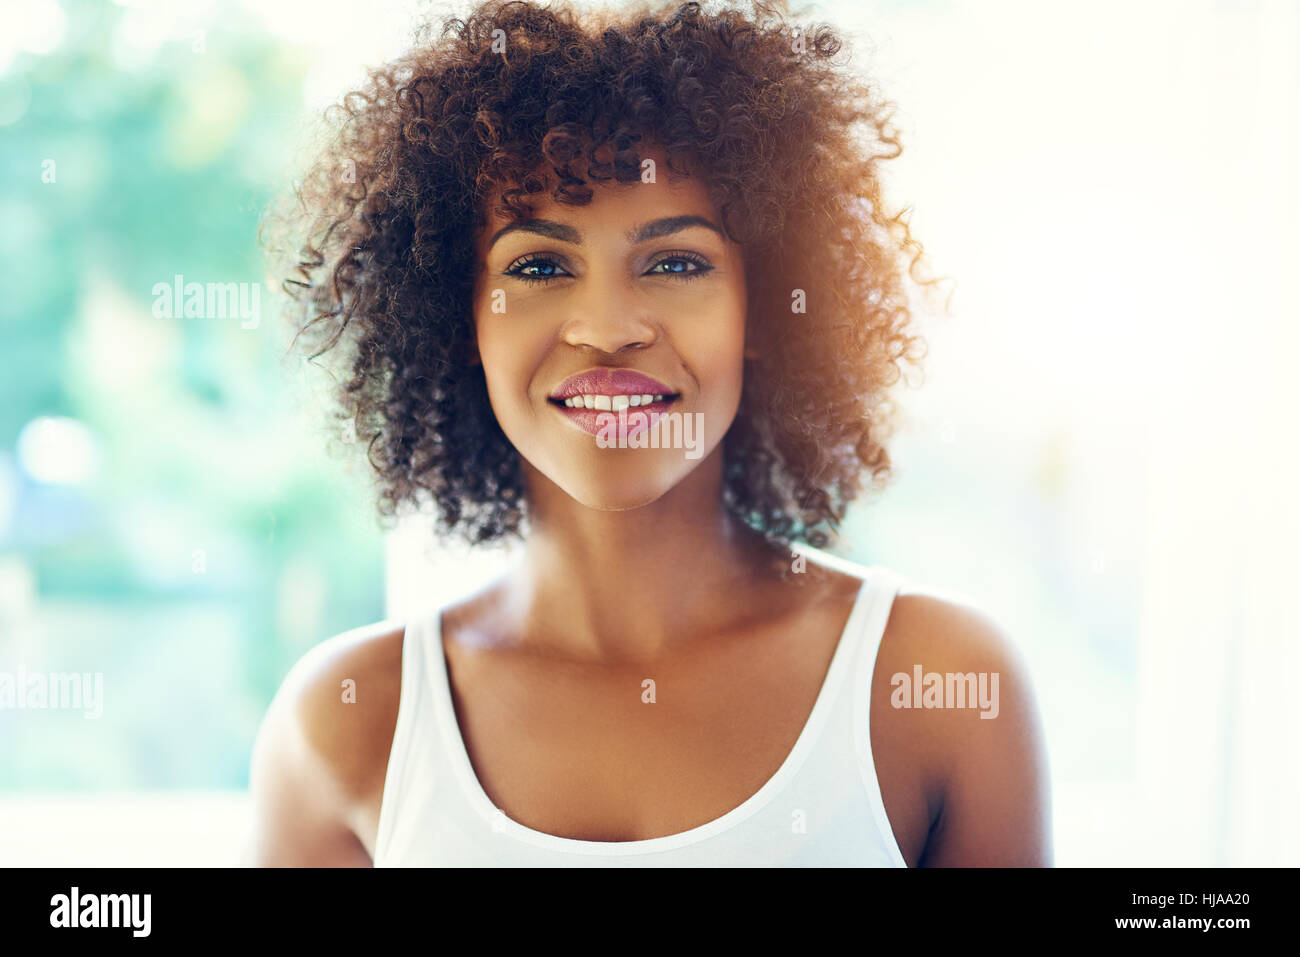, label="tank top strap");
[372,602,444,866]
[849,565,910,867]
